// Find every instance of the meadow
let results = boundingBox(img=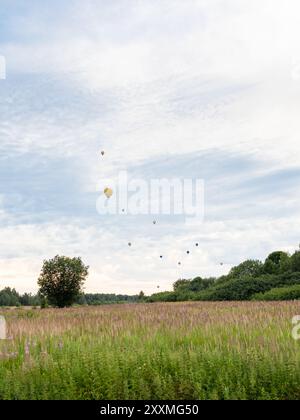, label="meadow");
[0,302,300,400]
